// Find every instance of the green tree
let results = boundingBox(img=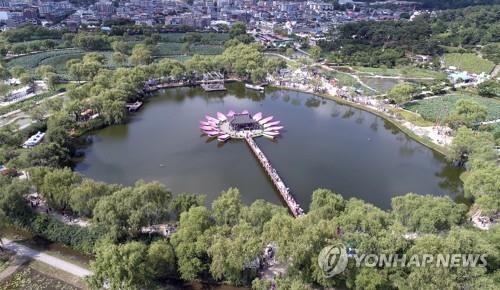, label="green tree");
[251,278,272,290]
[0,65,11,80]
[89,241,152,290]
[391,193,467,233]
[181,42,192,56]
[93,180,172,241]
[129,44,152,66]
[0,209,6,248]
[170,206,213,280]
[229,22,247,40]
[309,188,345,221]
[208,222,261,284]
[112,52,127,66]
[9,66,26,78]
[398,228,496,290]
[40,168,82,210]
[478,80,500,98]
[72,33,110,51]
[111,40,128,54]
[45,72,59,91]
[463,161,500,216]
[309,46,322,61]
[69,179,120,217]
[99,99,126,125]
[147,239,177,279]
[446,127,495,164]
[35,65,56,79]
[212,188,242,226]
[387,83,417,105]
[168,192,205,219]
[447,99,487,128]
[19,73,34,86]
